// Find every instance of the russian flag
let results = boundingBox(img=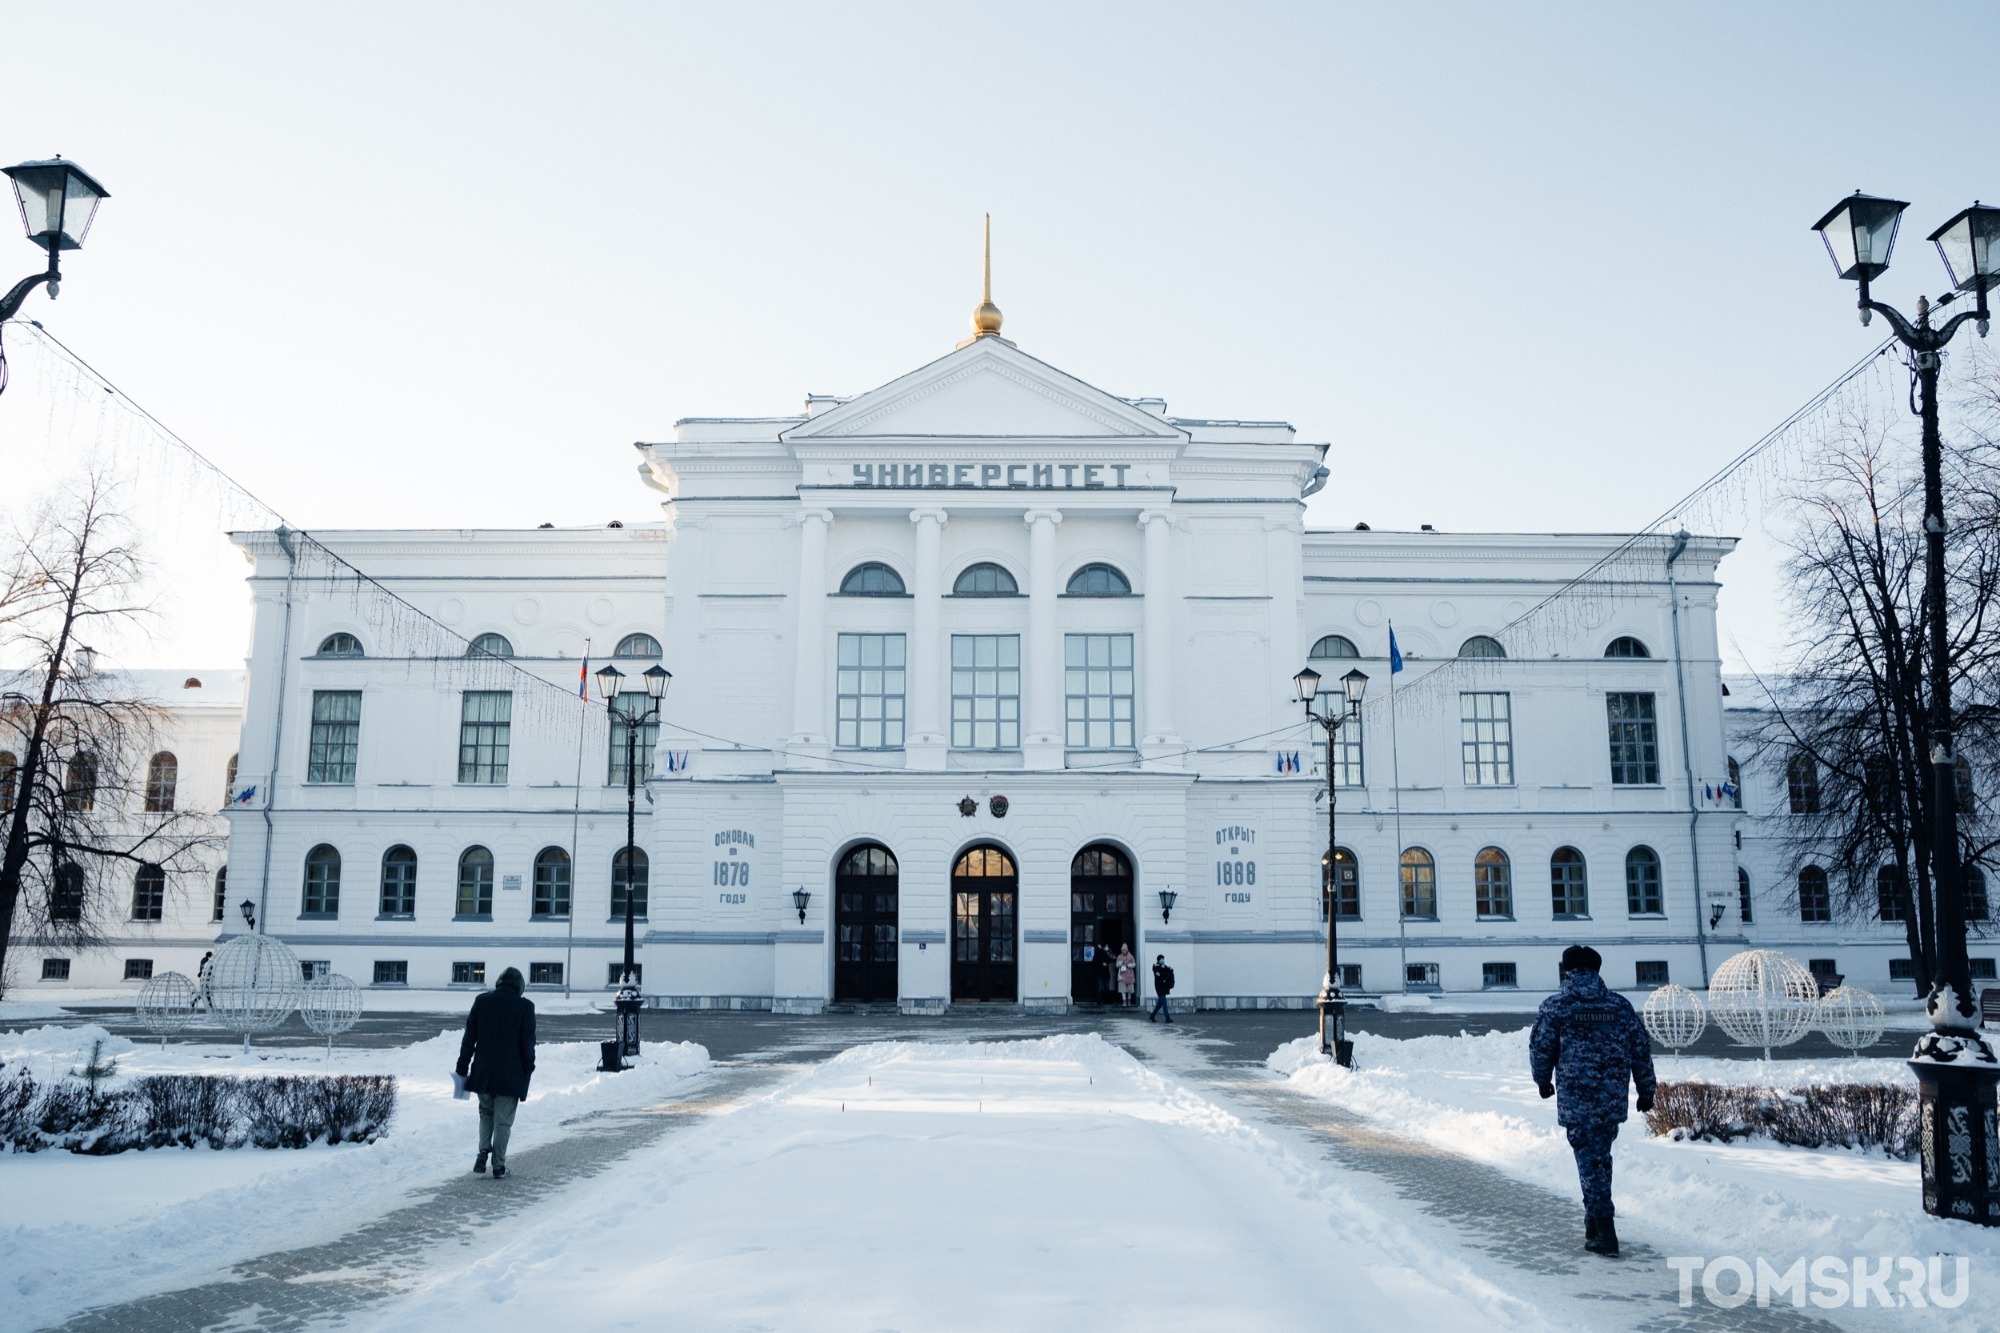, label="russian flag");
[578,654,589,701]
